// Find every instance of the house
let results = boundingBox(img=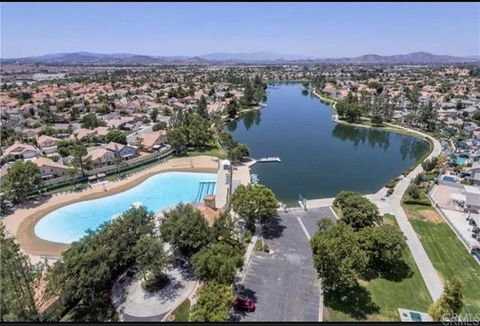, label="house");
[1,143,41,160]
[138,131,167,151]
[36,135,60,154]
[105,142,138,161]
[70,128,96,141]
[93,126,109,138]
[32,157,70,179]
[86,147,114,169]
